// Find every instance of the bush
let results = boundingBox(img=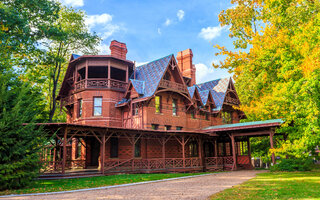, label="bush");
[270,158,314,172]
